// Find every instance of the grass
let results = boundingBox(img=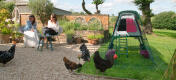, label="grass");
[78,29,176,80]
